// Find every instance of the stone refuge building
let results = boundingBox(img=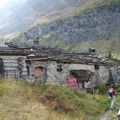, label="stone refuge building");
[0,42,118,88]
